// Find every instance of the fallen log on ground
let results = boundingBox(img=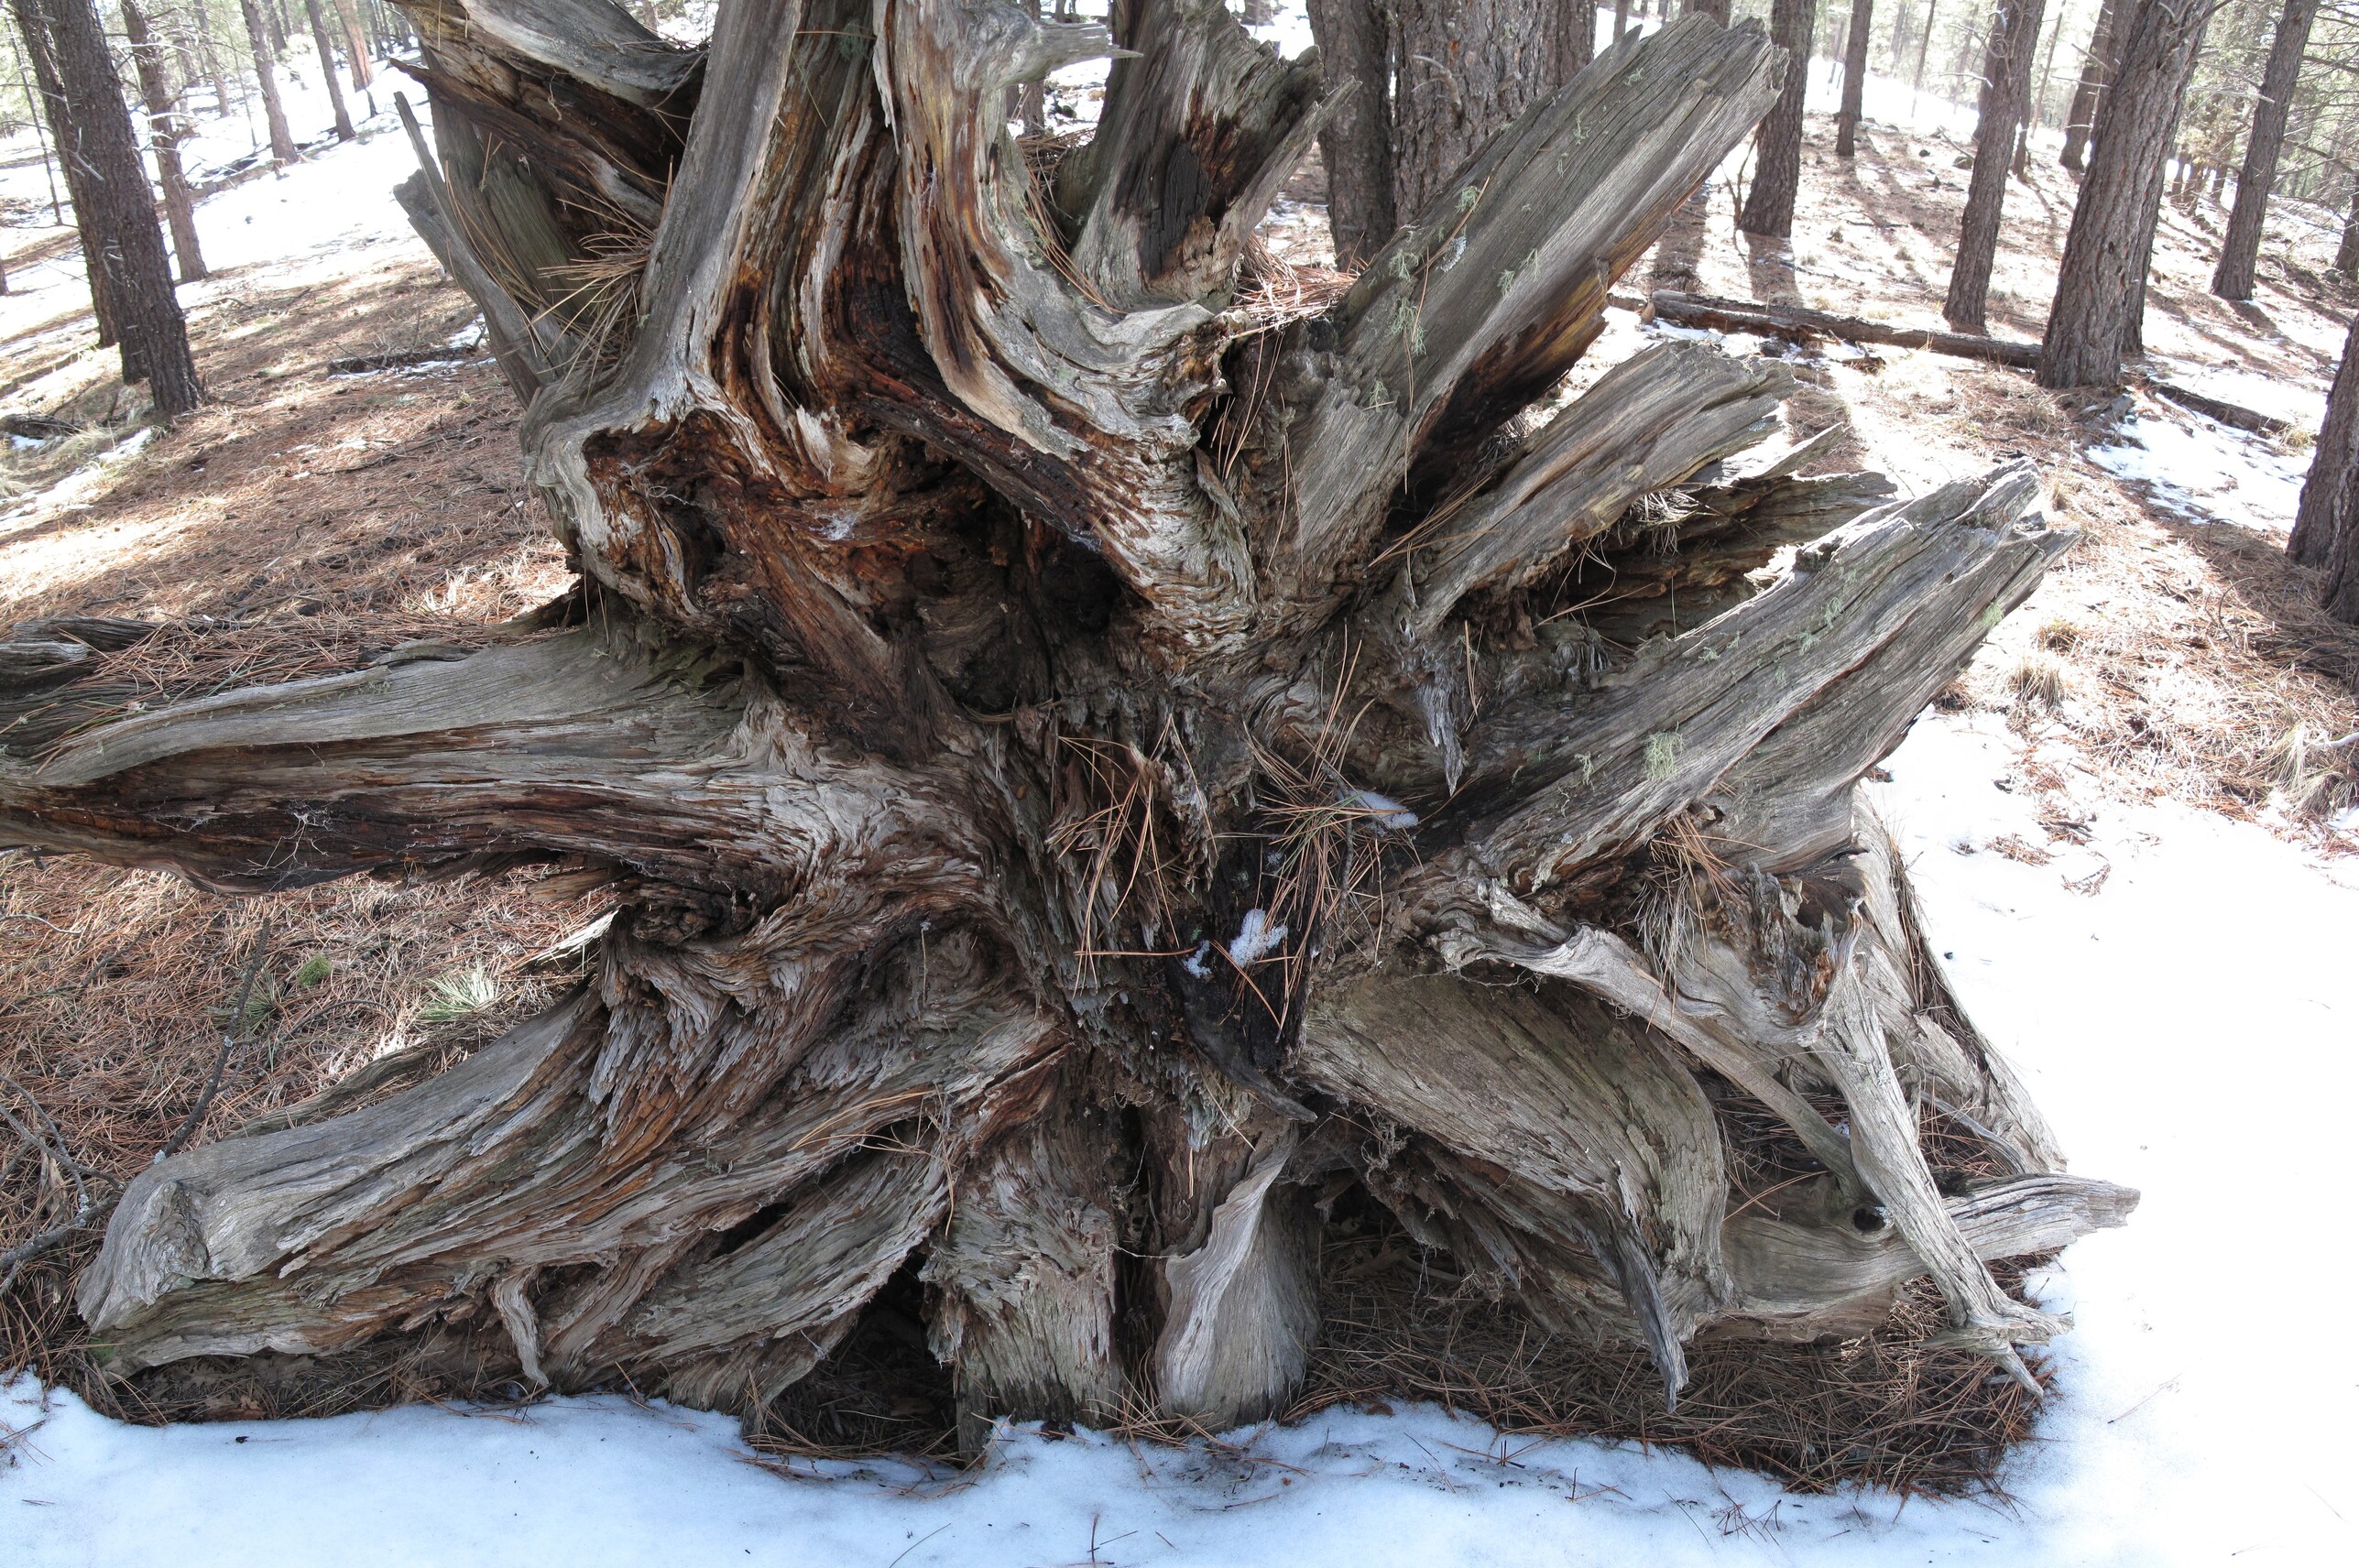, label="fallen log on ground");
[2131,372,2297,435]
[1,412,84,441]
[1623,291,2299,434]
[1631,289,2045,367]
[323,345,486,376]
